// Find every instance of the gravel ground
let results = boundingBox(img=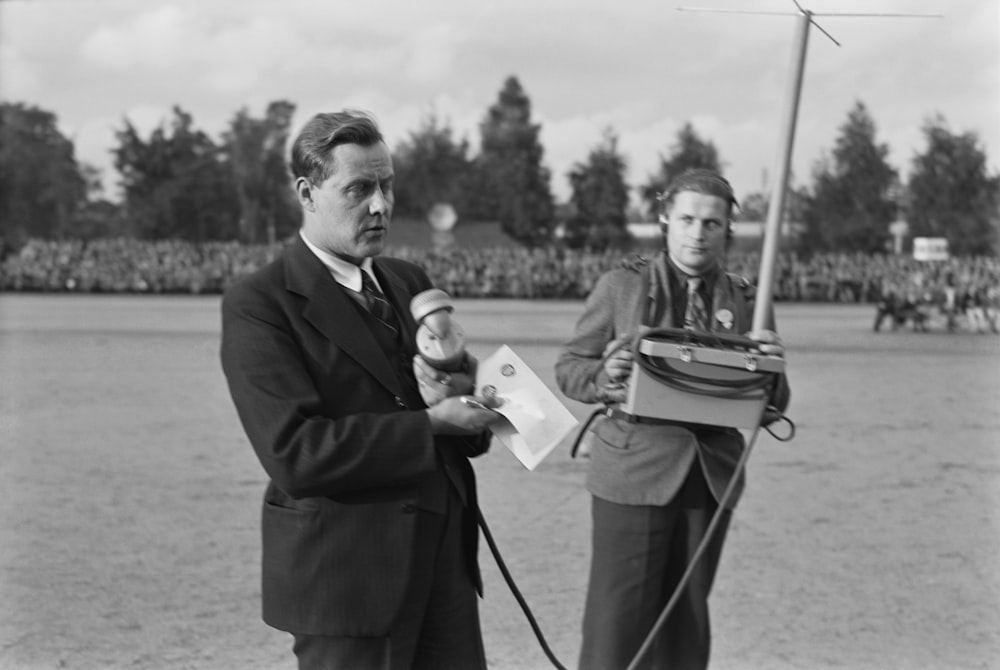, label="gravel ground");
[1,295,997,670]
